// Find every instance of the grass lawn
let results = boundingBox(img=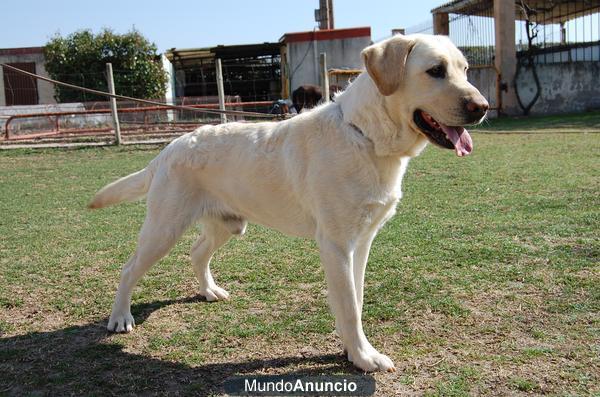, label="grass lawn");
[474,110,600,133]
[0,119,598,395]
